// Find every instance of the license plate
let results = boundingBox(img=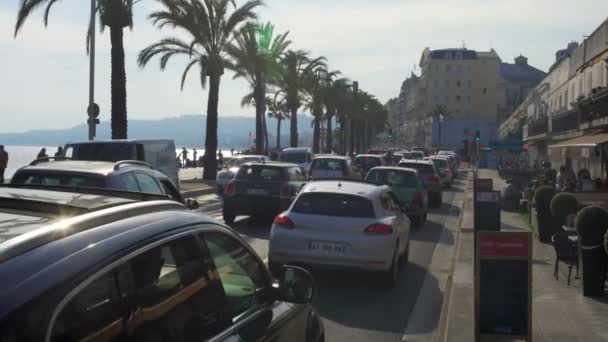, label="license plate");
[246,188,268,195]
[309,241,346,254]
